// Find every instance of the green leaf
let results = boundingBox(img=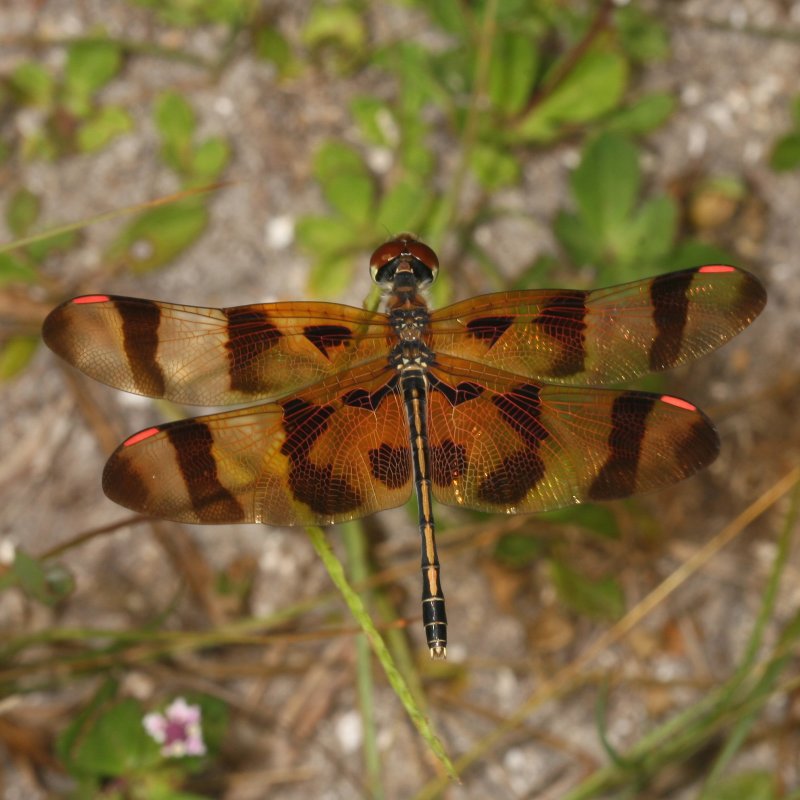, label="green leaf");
[553,210,602,266]
[493,533,545,569]
[7,188,41,237]
[154,91,196,173]
[313,142,374,224]
[189,137,231,181]
[602,91,675,135]
[399,127,435,178]
[76,105,133,152]
[107,202,208,273]
[469,142,520,190]
[0,335,39,380]
[131,0,252,26]
[614,5,669,63]
[65,698,161,778]
[570,132,640,241]
[25,229,79,262]
[326,175,374,226]
[424,0,470,35]
[5,550,74,604]
[57,679,119,772]
[703,771,777,800]
[254,26,294,76]
[0,253,38,285]
[191,694,228,754]
[7,550,48,599]
[375,180,431,232]
[658,239,737,271]
[769,131,800,172]
[9,62,55,107]
[313,140,367,183]
[488,30,540,116]
[307,251,356,297]
[351,96,395,147]
[539,505,620,539]
[301,5,366,58]
[514,49,628,142]
[20,130,58,161]
[391,42,444,111]
[295,214,358,255]
[627,195,677,265]
[64,40,123,115]
[549,559,625,621]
